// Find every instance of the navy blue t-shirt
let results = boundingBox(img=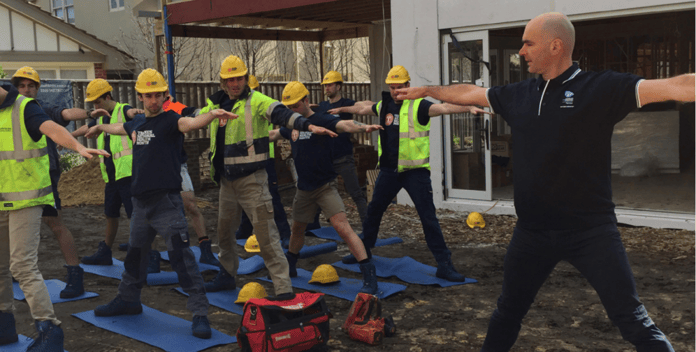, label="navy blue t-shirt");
[123,110,183,198]
[372,98,433,170]
[88,105,133,182]
[318,98,355,159]
[35,99,68,172]
[487,63,642,230]
[1,84,51,142]
[279,112,340,191]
